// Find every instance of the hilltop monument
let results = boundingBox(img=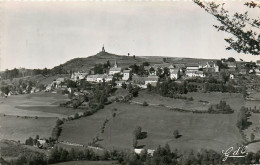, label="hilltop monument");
[102,44,105,52]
